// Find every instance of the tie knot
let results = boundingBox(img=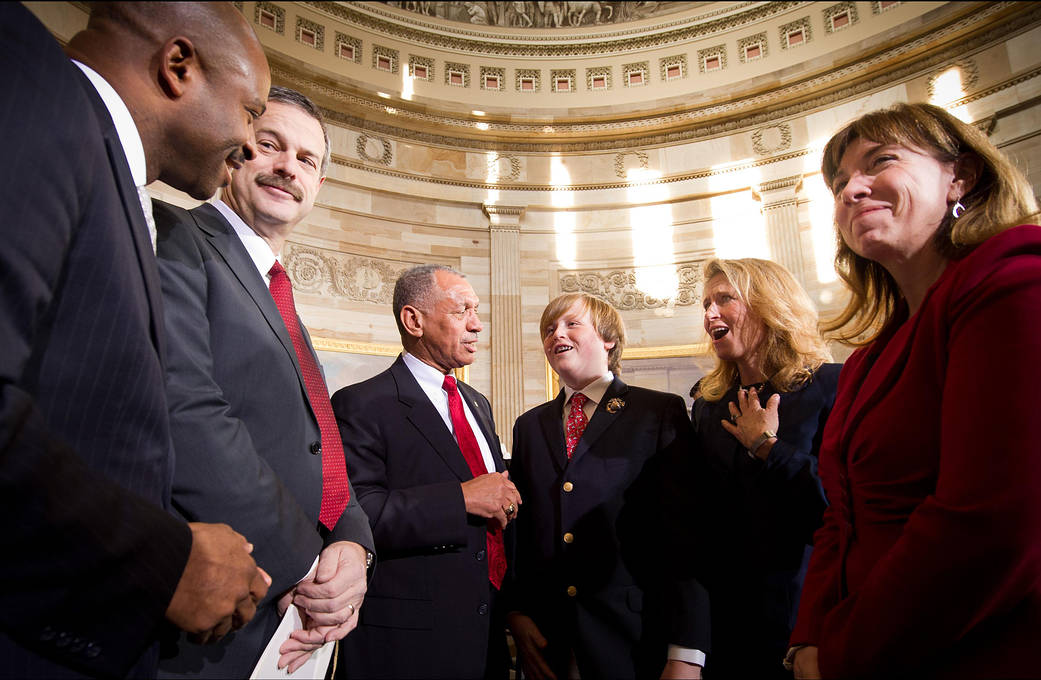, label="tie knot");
[571,392,587,409]
[442,374,458,393]
[269,260,287,279]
